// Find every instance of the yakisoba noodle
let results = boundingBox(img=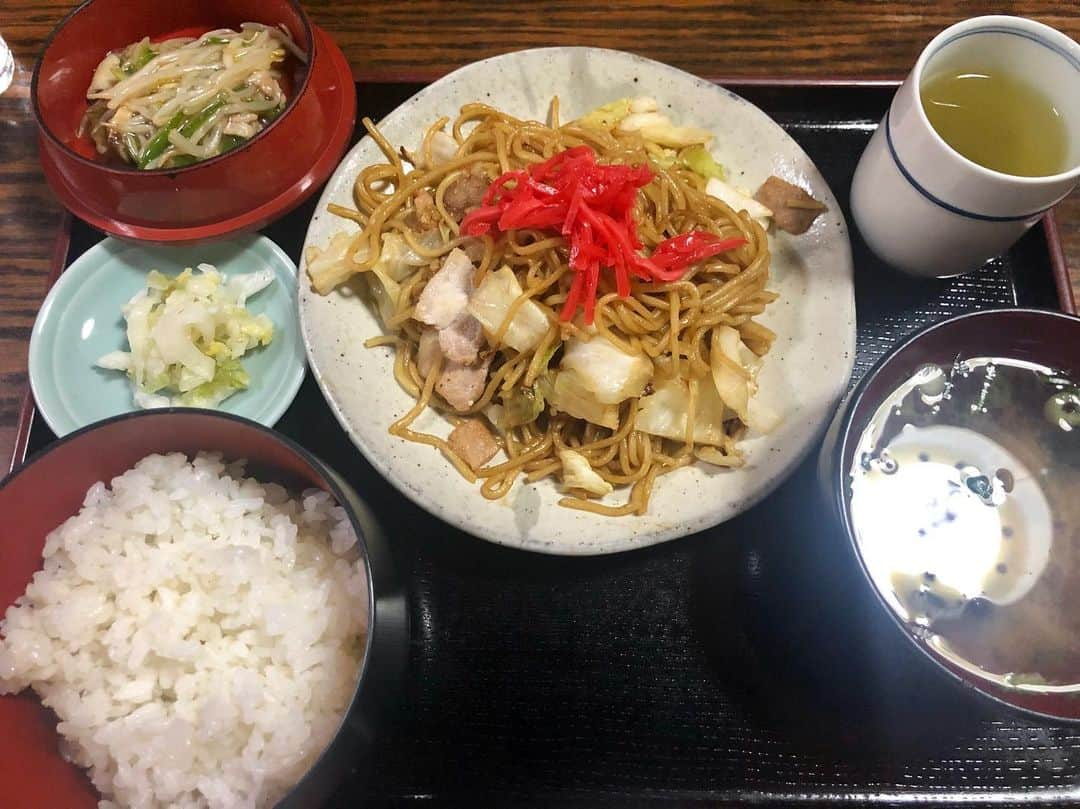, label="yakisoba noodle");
[308,98,780,516]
